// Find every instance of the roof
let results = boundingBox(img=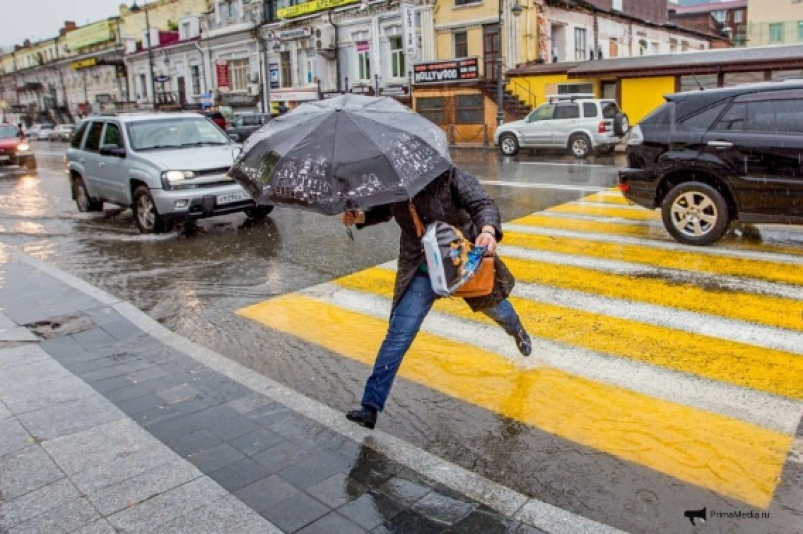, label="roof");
[90,112,208,123]
[533,44,803,78]
[670,0,746,14]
